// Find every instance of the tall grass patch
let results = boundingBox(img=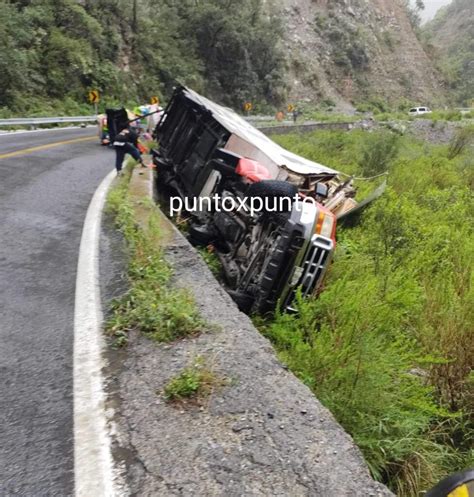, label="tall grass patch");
[106,166,204,344]
[268,130,474,495]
